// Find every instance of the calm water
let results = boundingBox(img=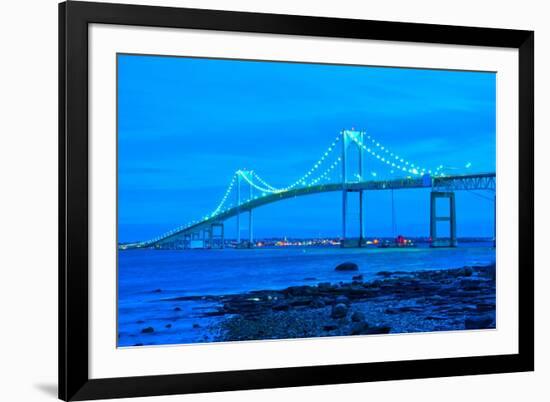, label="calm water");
[118,243,495,346]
